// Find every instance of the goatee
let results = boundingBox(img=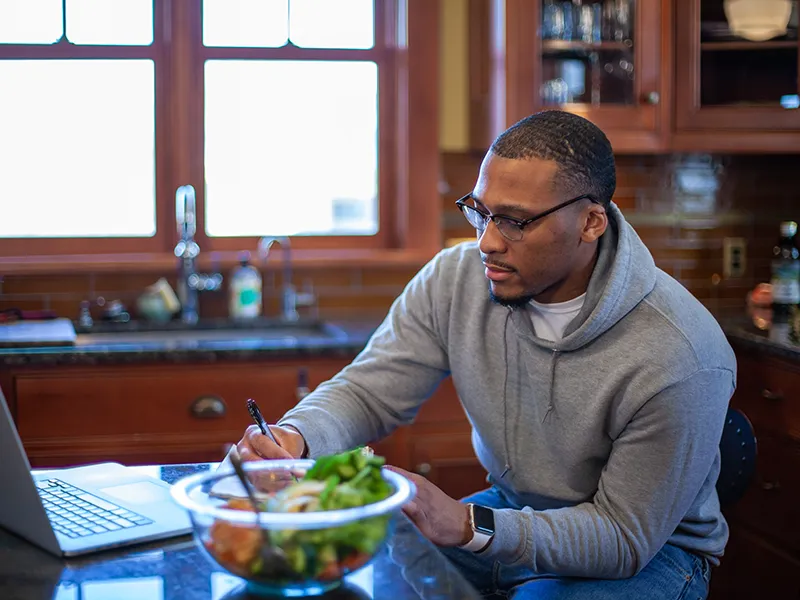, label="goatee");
[489,286,534,309]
